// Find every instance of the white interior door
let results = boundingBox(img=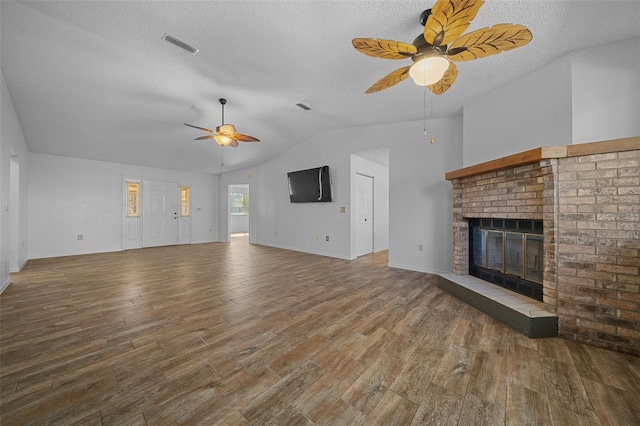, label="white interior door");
[356,174,373,257]
[142,179,178,247]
